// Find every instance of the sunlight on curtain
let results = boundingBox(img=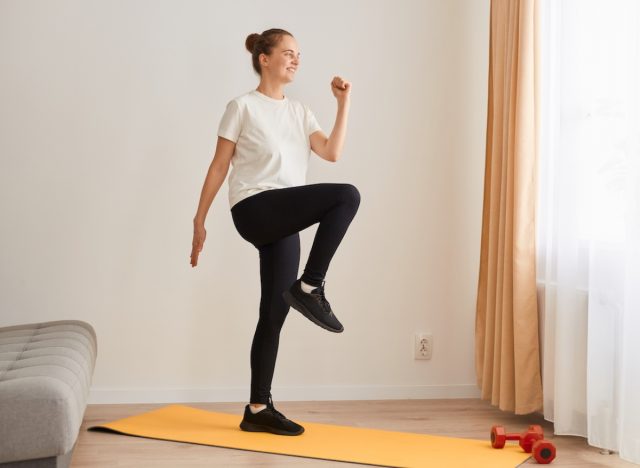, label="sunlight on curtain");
[537,0,640,463]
